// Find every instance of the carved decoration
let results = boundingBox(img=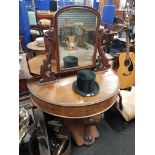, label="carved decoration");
[40,28,56,83]
[94,29,111,71]
[39,6,113,83]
